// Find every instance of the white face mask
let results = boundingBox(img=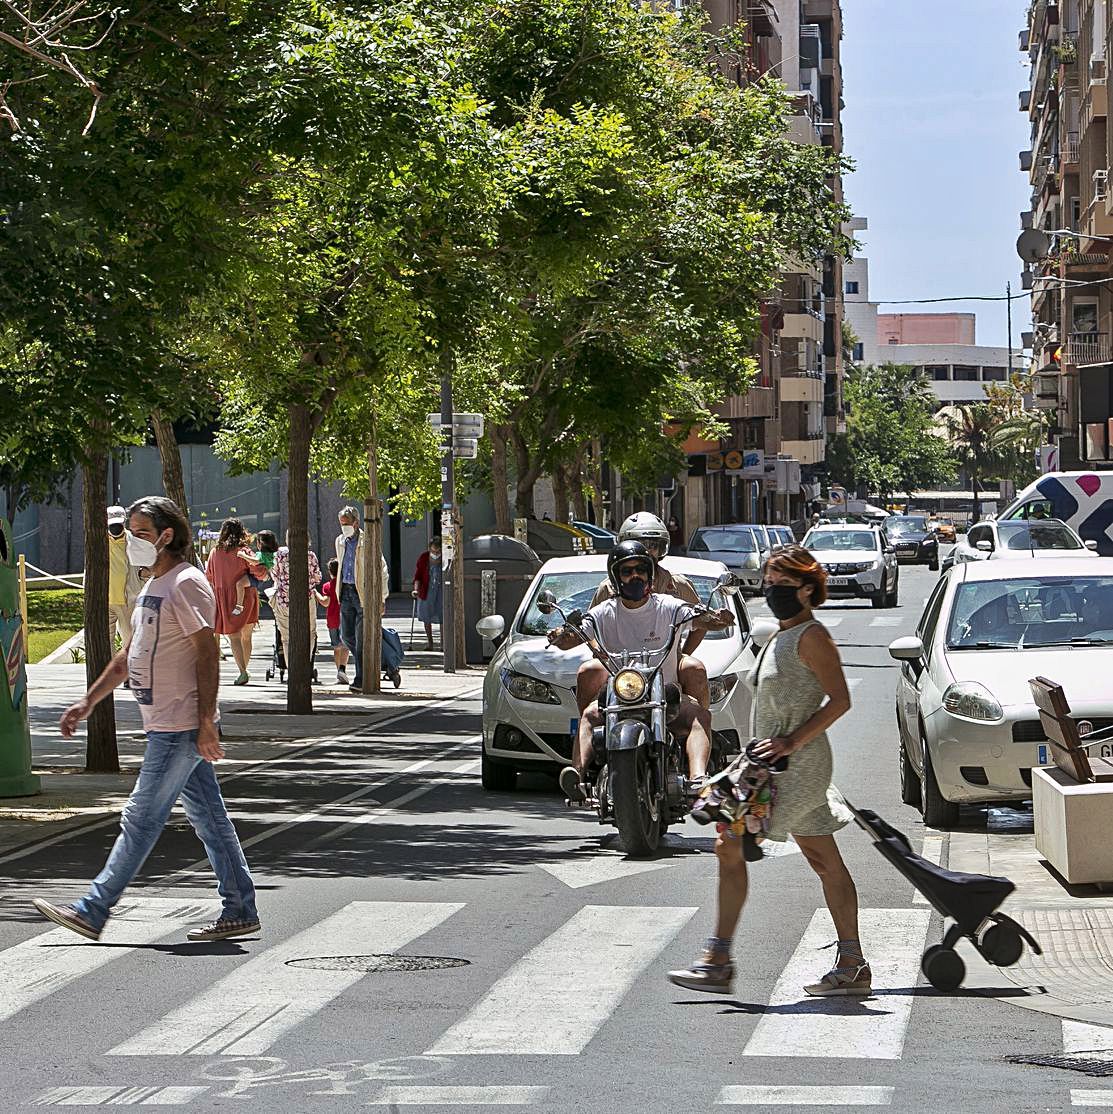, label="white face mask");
[125,529,162,568]
[340,523,356,538]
